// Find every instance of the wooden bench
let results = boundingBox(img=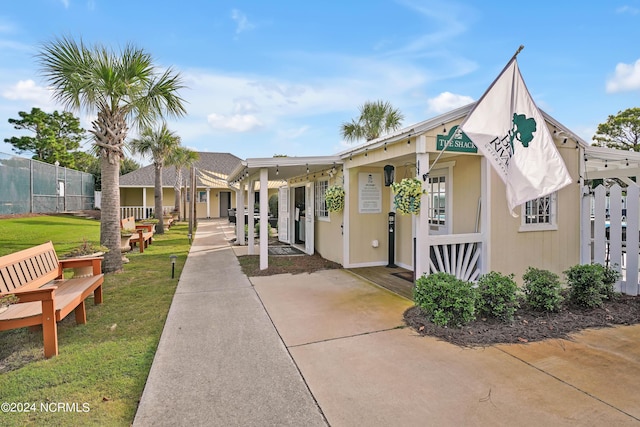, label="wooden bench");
[121,216,153,253]
[0,241,104,358]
